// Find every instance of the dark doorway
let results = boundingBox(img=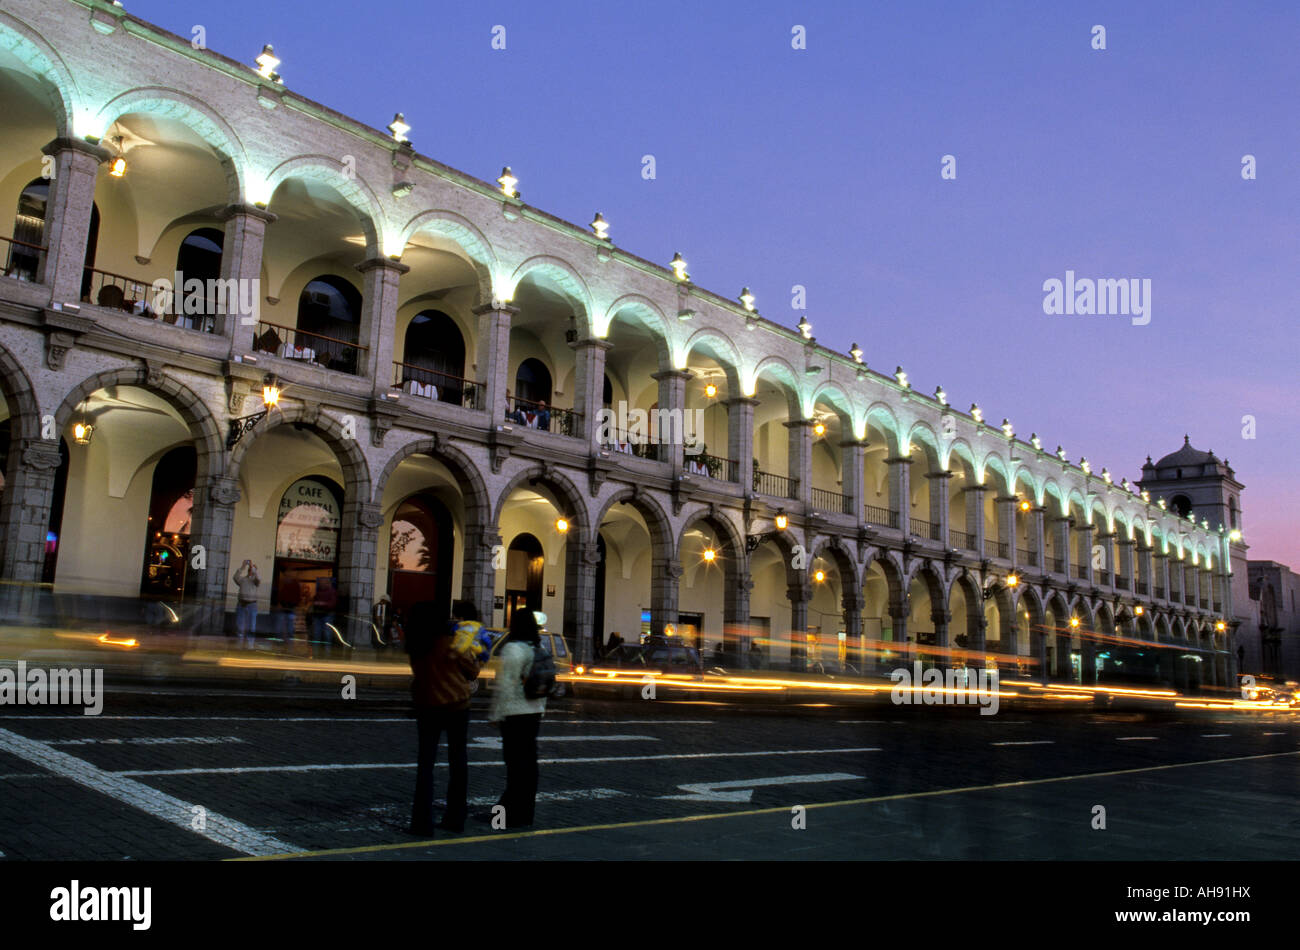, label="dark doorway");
[79,204,100,302]
[593,533,607,652]
[386,493,454,630]
[43,438,71,584]
[504,532,544,628]
[140,446,196,600]
[400,310,467,405]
